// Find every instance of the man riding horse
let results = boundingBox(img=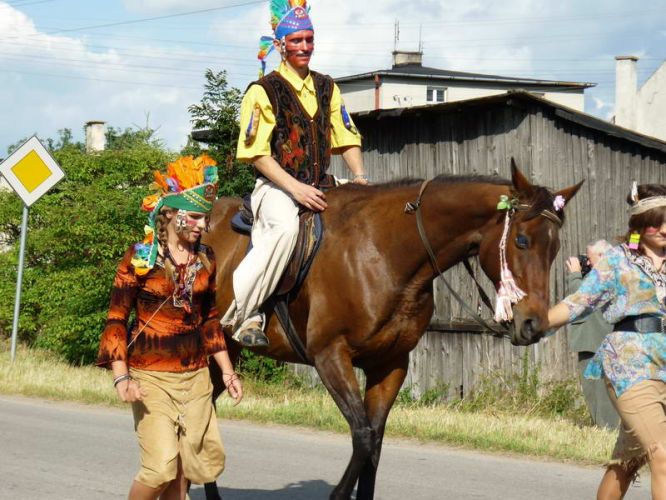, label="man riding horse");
[221,0,368,346]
